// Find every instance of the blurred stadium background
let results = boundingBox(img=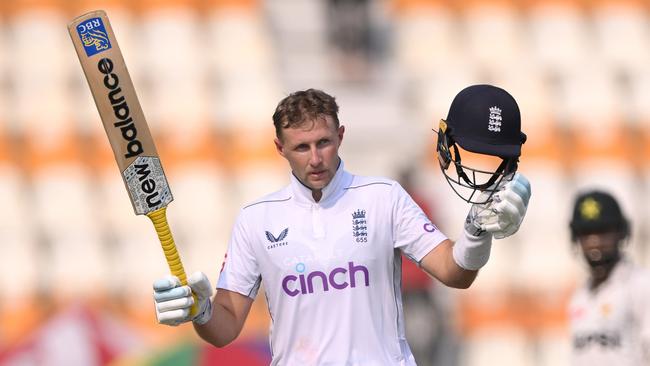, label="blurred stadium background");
[1,0,650,364]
